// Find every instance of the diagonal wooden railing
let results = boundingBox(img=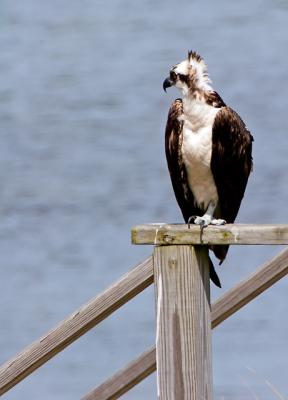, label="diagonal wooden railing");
[0,224,287,399]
